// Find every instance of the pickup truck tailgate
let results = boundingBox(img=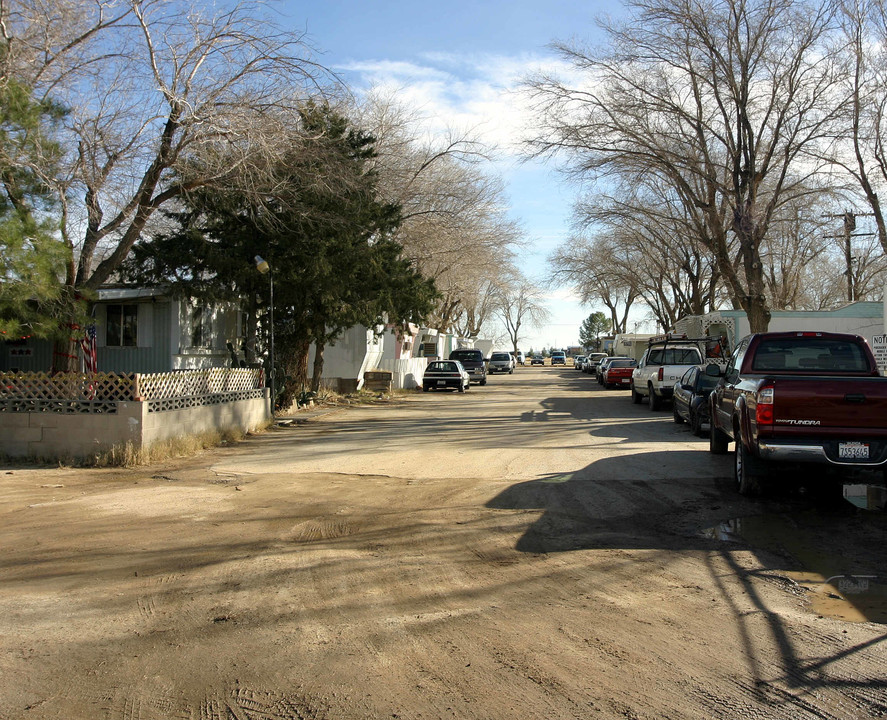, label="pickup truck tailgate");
[772,377,887,430]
